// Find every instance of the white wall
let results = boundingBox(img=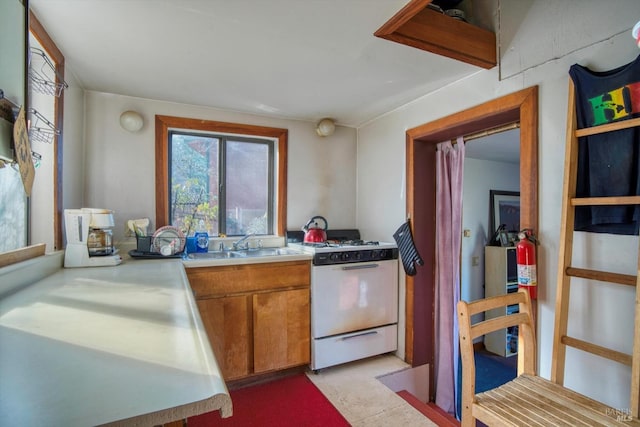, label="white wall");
[357,0,639,409]
[62,70,86,213]
[82,92,357,244]
[461,158,520,306]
